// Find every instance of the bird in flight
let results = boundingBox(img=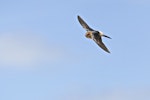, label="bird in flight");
[77,15,111,53]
